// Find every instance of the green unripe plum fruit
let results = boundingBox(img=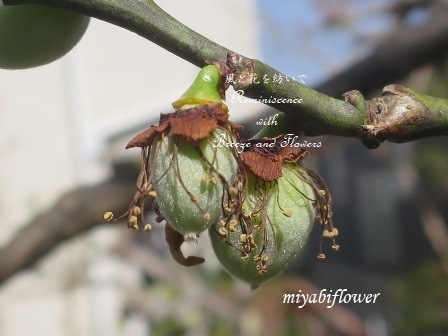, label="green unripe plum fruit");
[151,128,239,241]
[210,163,315,289]
[0,4,89,69]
